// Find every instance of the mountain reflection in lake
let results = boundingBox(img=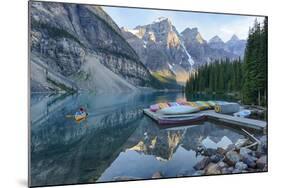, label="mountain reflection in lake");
[30,92,246,187]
